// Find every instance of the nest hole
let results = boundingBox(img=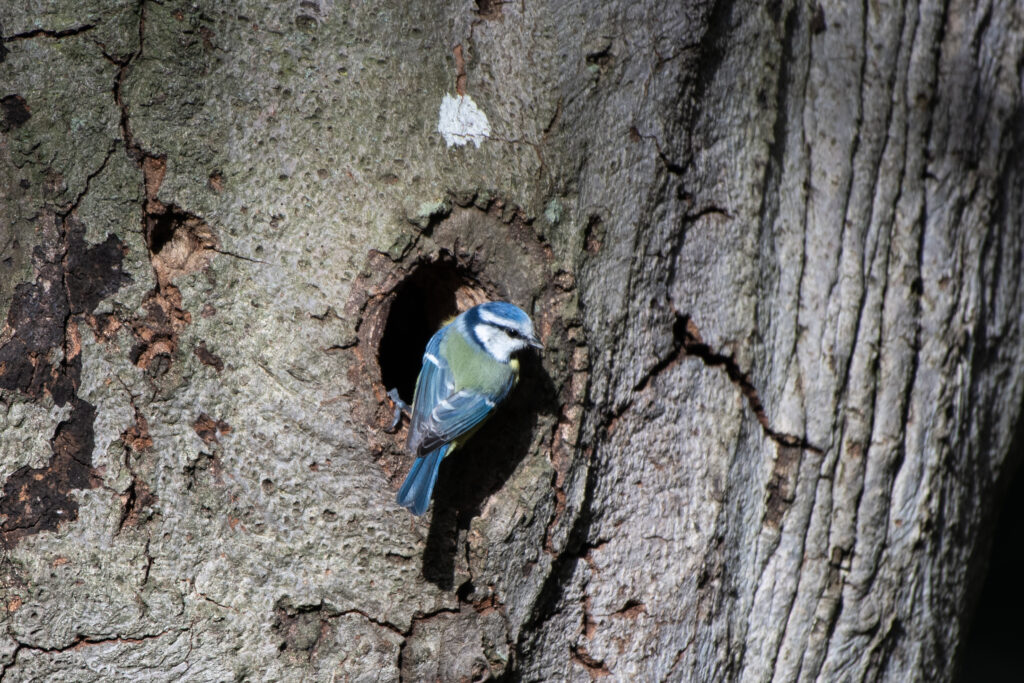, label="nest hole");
[377,260,487,405]
[147,211,180,255]
[144,206,217,284]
